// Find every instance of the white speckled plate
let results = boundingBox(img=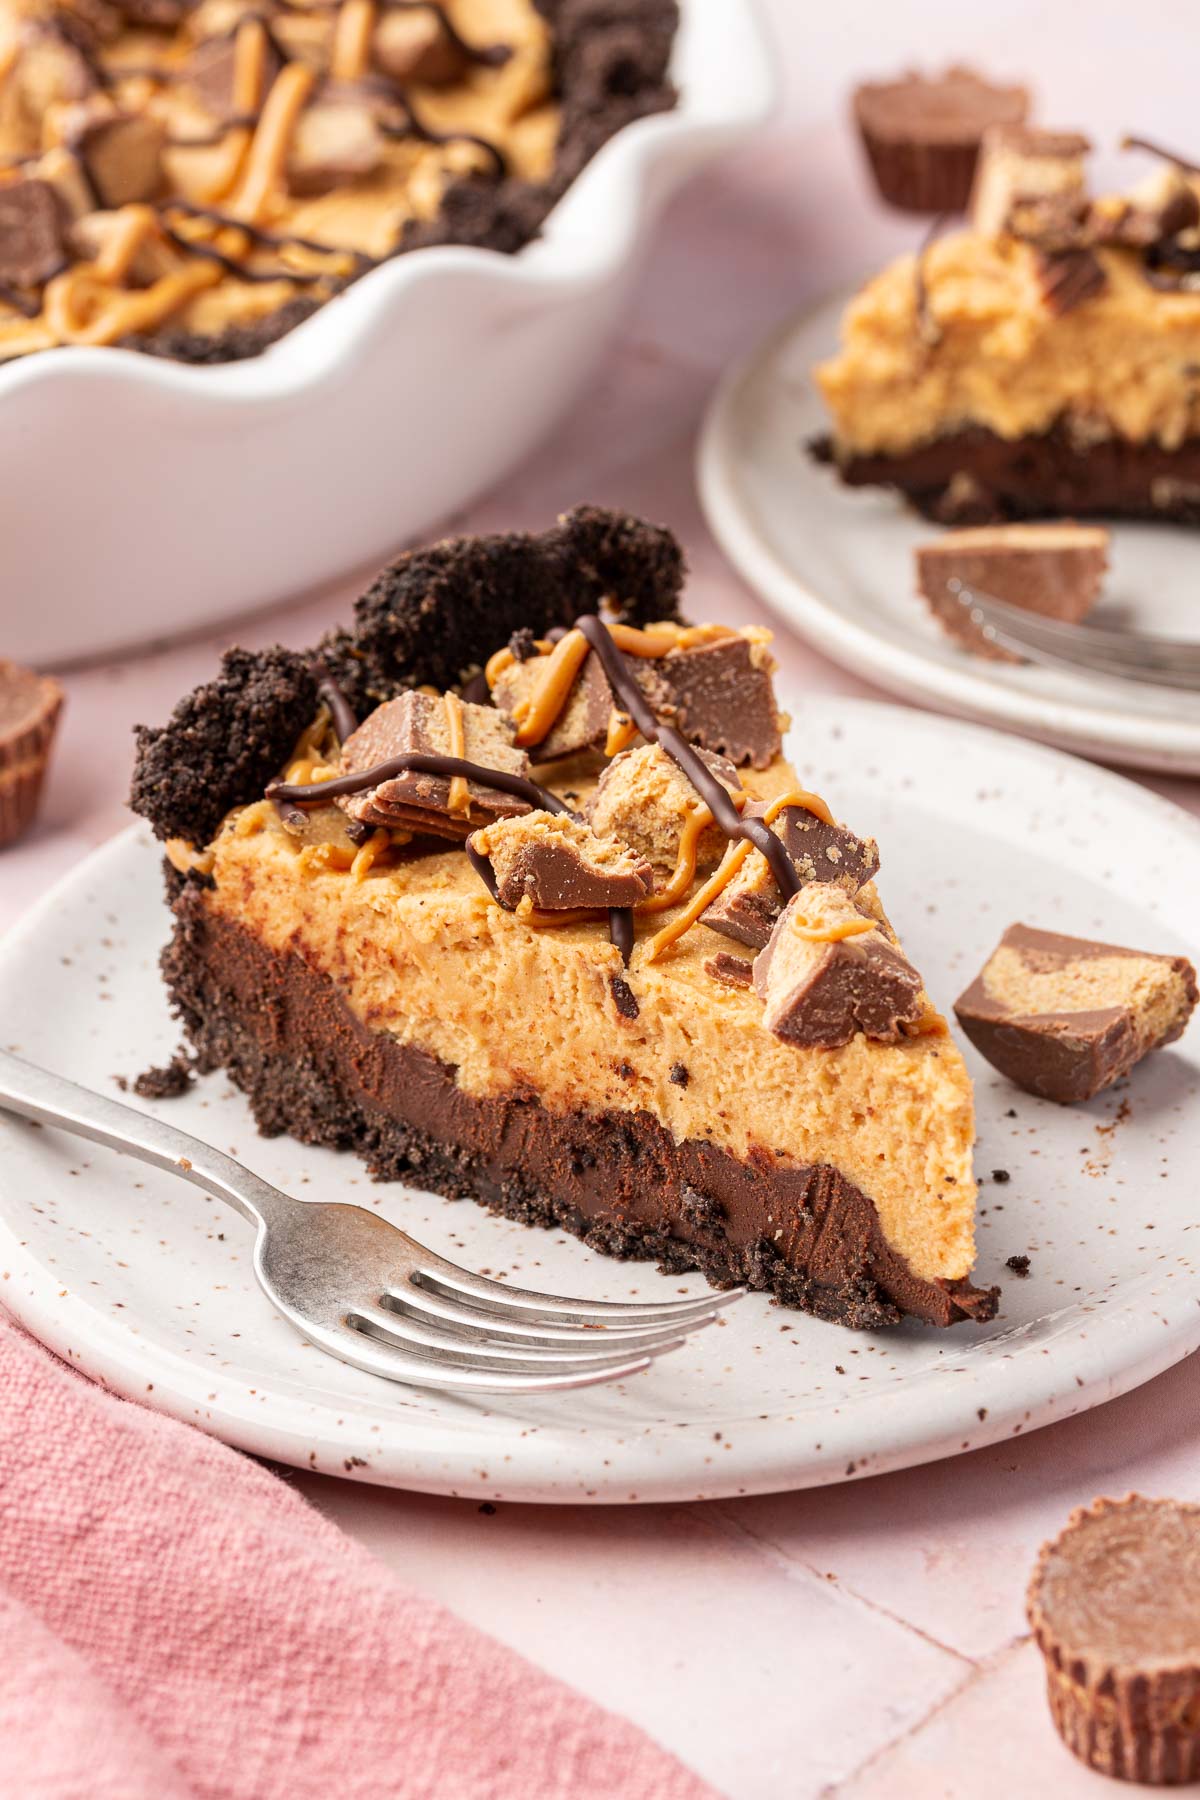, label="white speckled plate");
[2,695,1199,1503]
[698,293,1200,776]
